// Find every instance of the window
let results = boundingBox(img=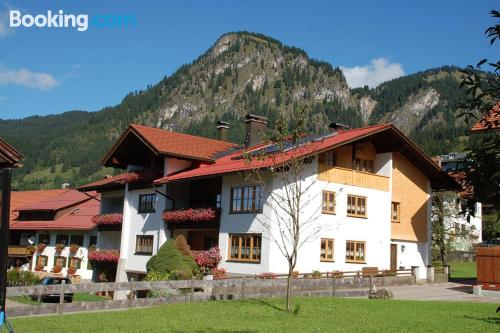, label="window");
[320,238,334,262]
[89,236,98,247]
[319,151,337,166]
[228,234,261,262]
[345,241,366,263]
[54,256,67,267]
[38,234,51,245]
[135,235,154,255]
[322,191,336,214]
[70,235,84,246]
[347,195,367,217]
[391,202,400,222]
[138,194,156,213]
[69,257,81,269]
[230,186,263,213]
[36,255,48,267]
[55,235,69,245]
[354,158,374,173]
